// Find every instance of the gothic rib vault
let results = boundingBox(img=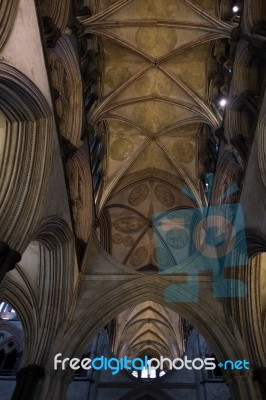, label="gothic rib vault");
[1,0,266,399]
[80,0,234,268]
[77,0,236,364]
